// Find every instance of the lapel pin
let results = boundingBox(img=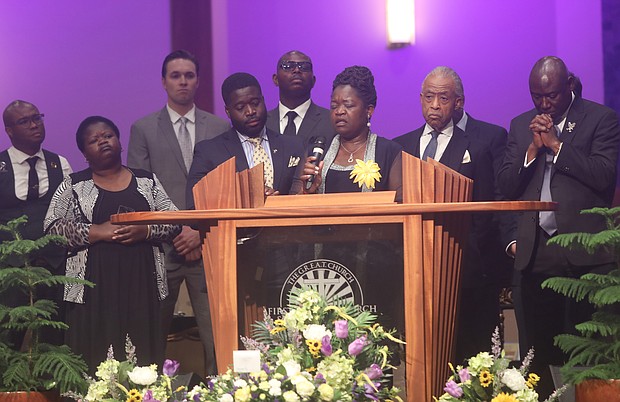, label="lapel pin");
[0,161,6,172]
[51,161,59,169]
[273,148,278,154]
[566,122,576,132]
